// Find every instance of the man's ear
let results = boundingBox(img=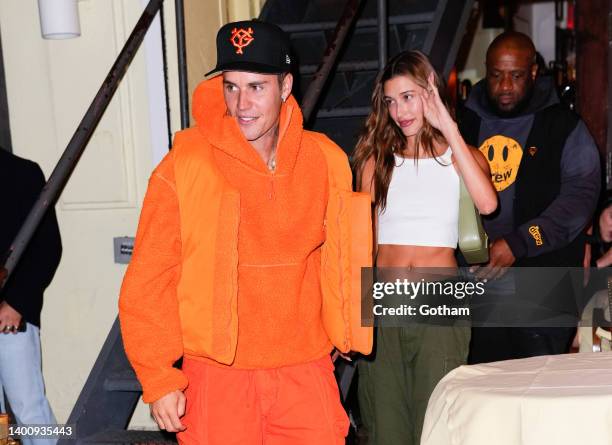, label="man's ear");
[530,63,538,81]
[281,73,293,101]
